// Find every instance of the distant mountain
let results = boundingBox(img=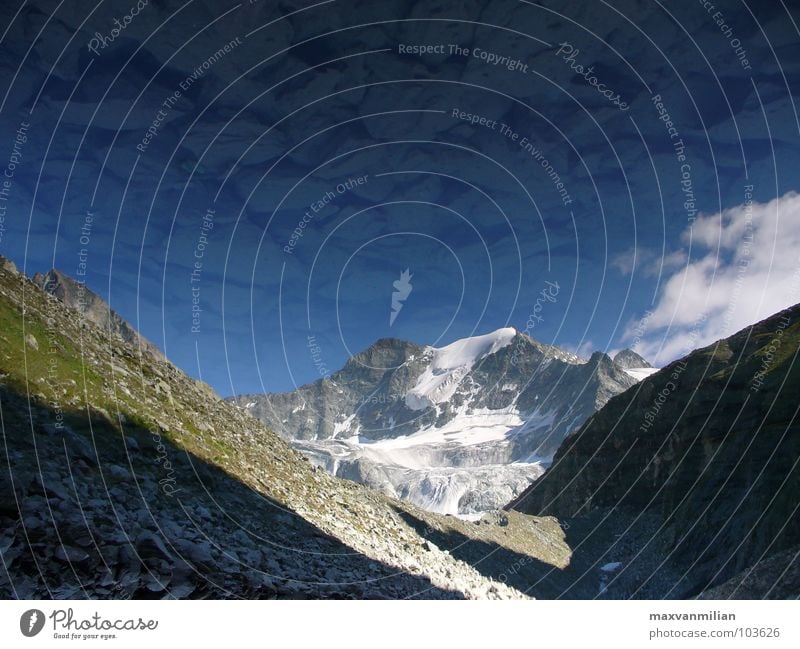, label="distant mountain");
[232,328,644,514]
[613,348,651,369]
[613,348,658,381]
[509,304,800,597]
[32,268,162,360]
